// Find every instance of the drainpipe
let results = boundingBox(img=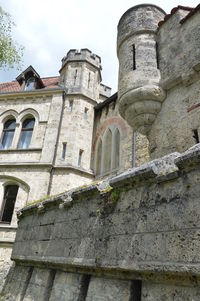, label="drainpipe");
[47,88,67,195]
[132,131,136,168]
